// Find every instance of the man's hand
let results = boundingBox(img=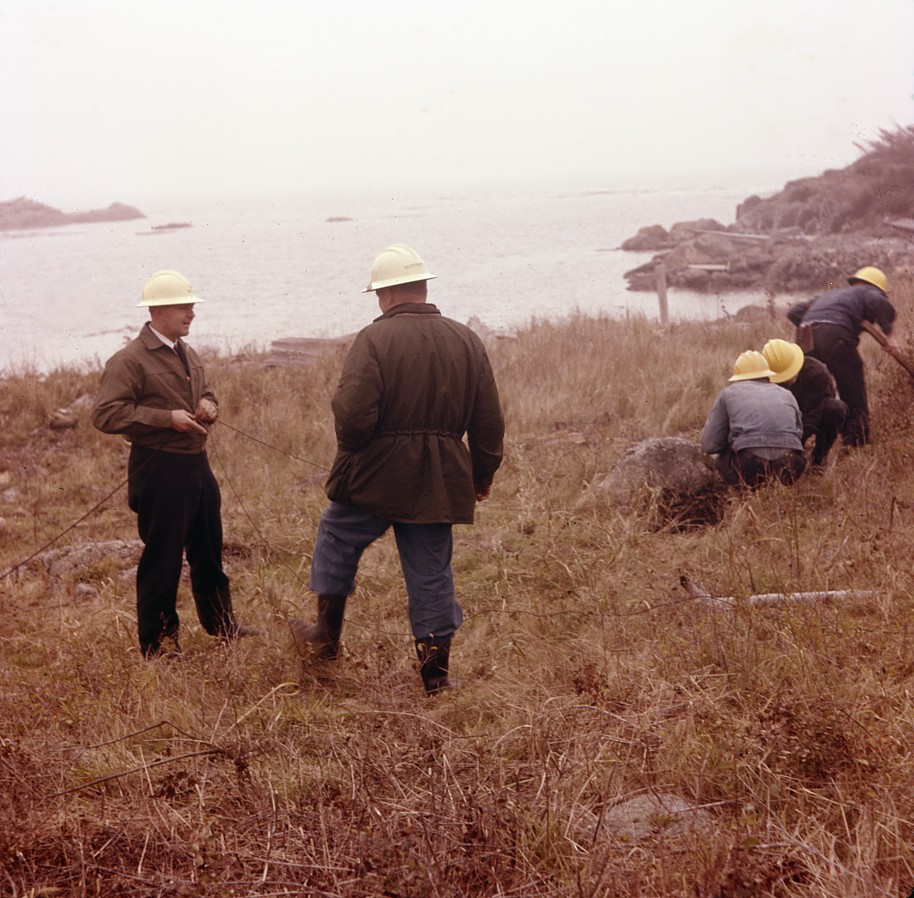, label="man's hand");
[171,409,207,434]
[195,398,218,423]
[474,483,492,502]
